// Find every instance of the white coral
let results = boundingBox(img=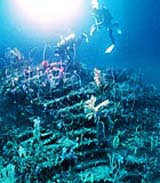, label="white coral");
[84,95,109,120]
